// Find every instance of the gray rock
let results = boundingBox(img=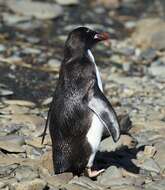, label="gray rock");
[15,165,39,182]
[149,63,165,78]
[0,89,13,96]
[47,59,61,69]
[6,0,63,20]
[0,45,6,53]
[69,176,104,190]
[98,166,122,185]
[145,179,165,190]
[0,164,18,178]
[140,158,160,173]
[154,141,165,172]
[0,123,22,136]
[132,18,165,50]
[2,13,31,26]
[0,135,25,153]
[12,178,47,190]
